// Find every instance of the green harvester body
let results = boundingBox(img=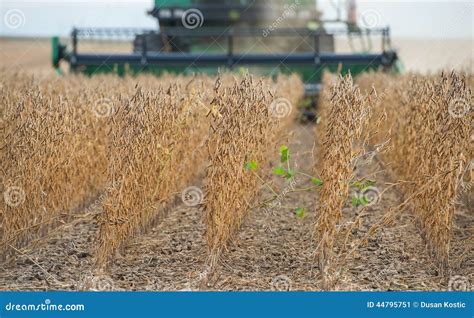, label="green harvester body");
[52,0,401,94]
